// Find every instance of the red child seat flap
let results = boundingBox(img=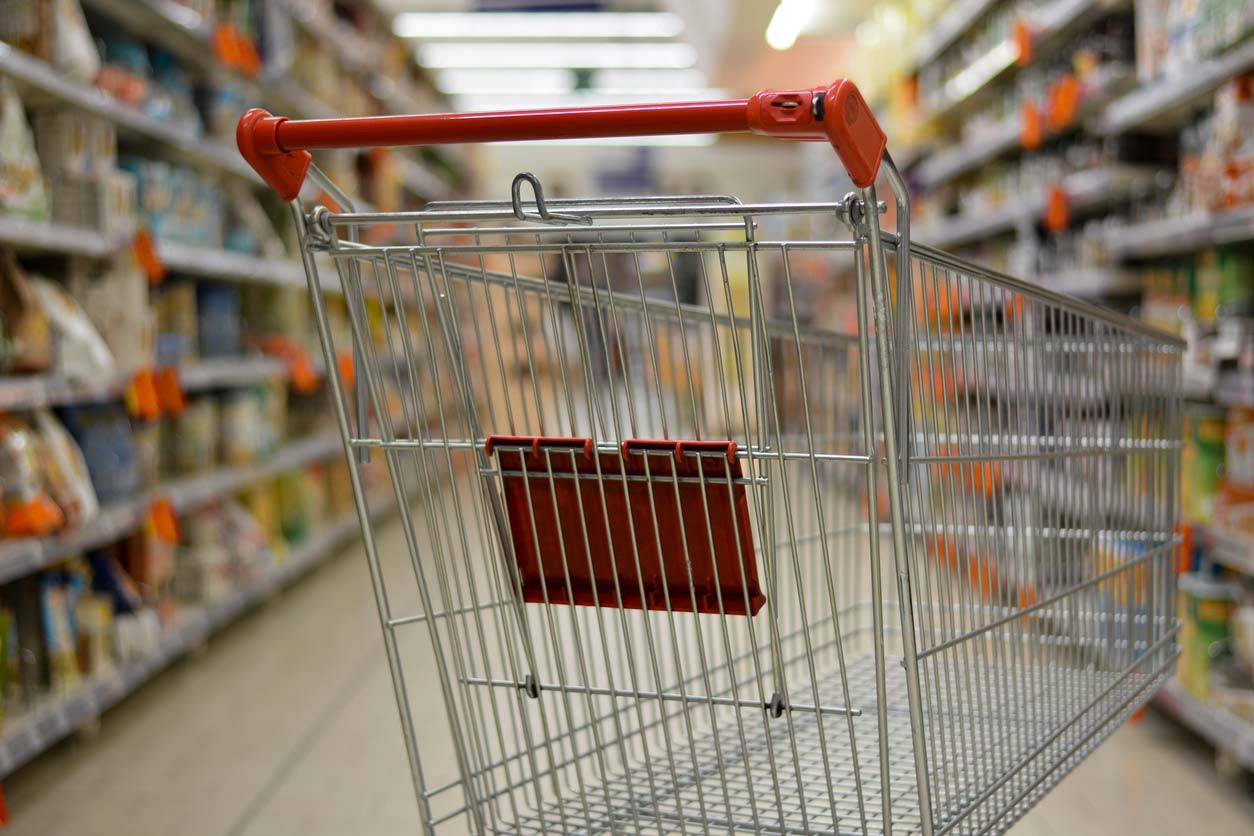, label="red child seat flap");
[486,435,765,616]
